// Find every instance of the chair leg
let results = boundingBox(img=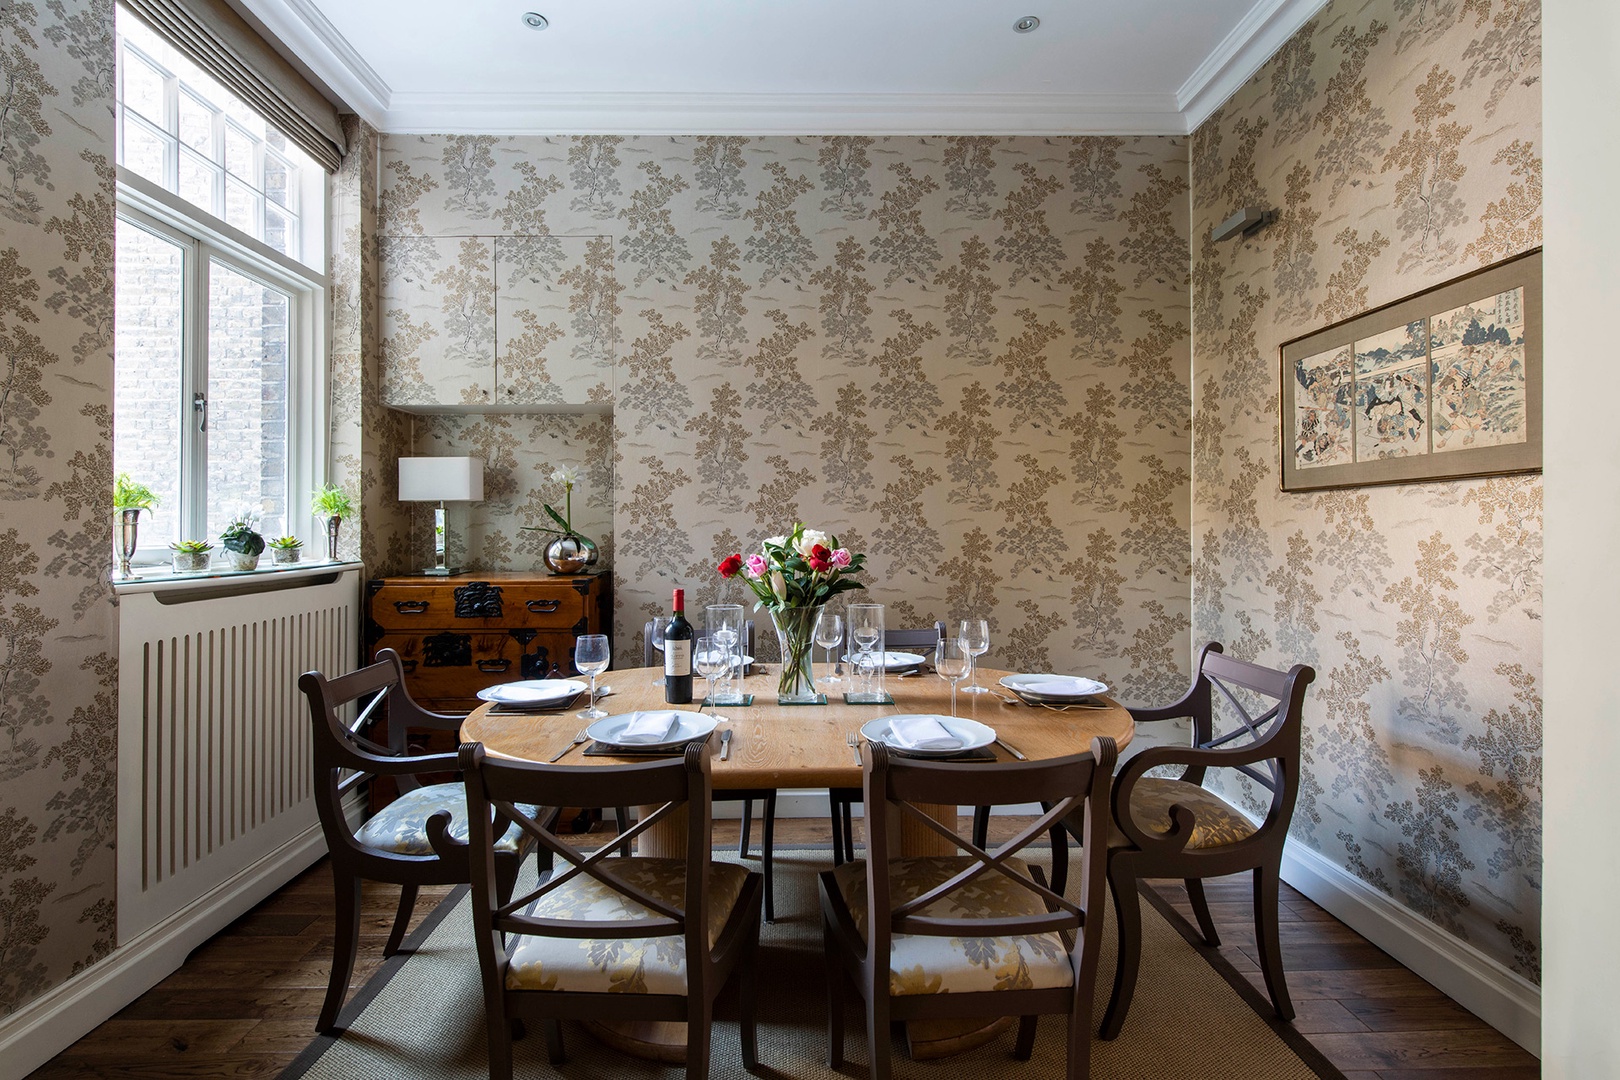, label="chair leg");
[739,798,754,857]
[686,1000,713,1080]
[1014,1015,1038,1059]
[867,988,891,1080]
[1253,864,1295,1021]
[318,871,363,1032]
[543,1018,565,1065]
[614,806,632,856]
[824,921,845,1069]
[829,794,847,866]
[972,805,990,850]
[383,883,417,957]
[761,791,777,922]
[739,930,761,1071]
[1186,877,1220,946]
[1045,802,1069,898]
[1098,861,1141,1041]
[486,1002,515,1080]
